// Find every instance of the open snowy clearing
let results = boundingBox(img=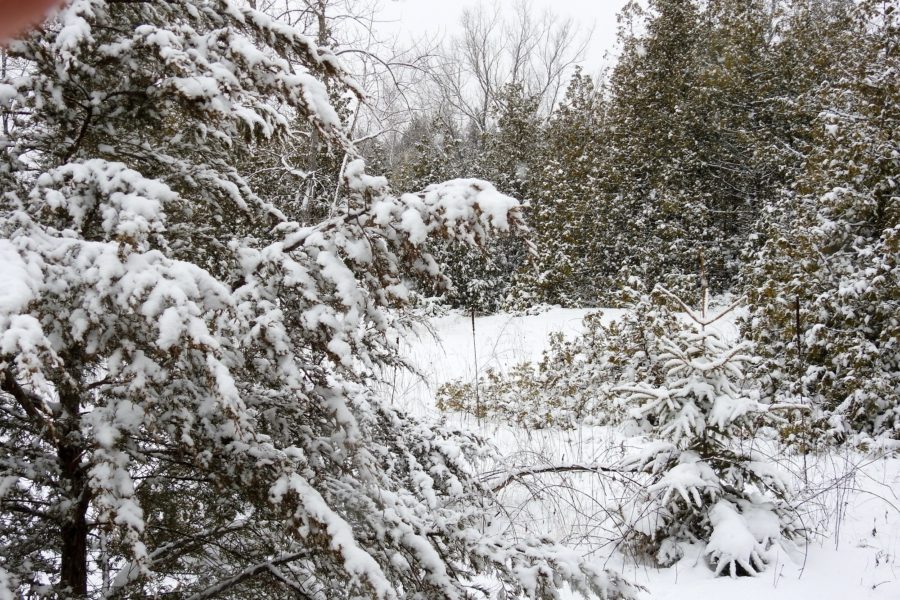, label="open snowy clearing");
[388,308,900,600]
